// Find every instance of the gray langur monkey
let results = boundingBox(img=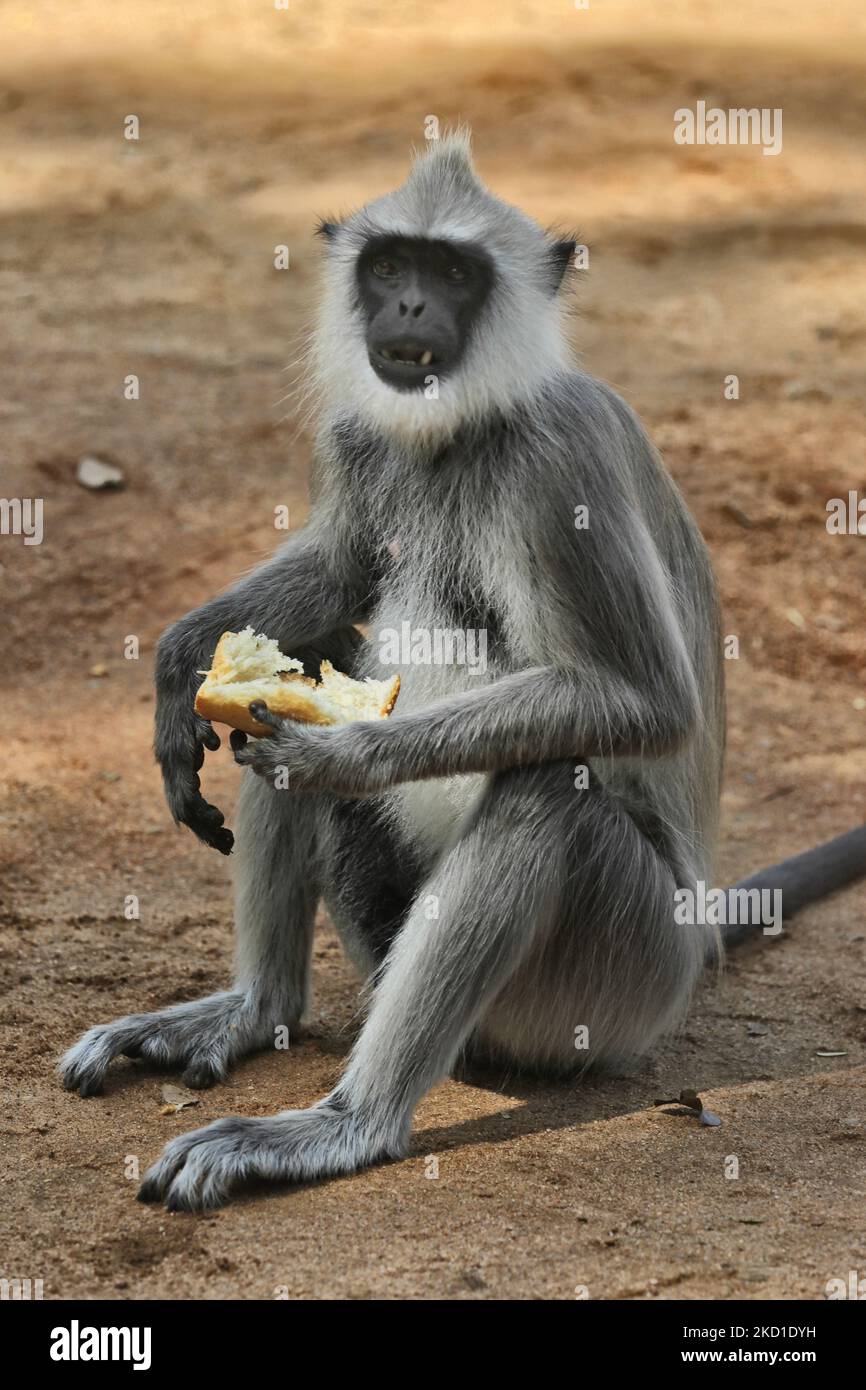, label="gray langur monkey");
[61,133,866,1211]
